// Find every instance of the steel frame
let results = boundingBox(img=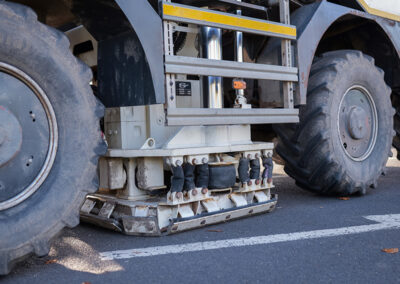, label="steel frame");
[162,0,297,126]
